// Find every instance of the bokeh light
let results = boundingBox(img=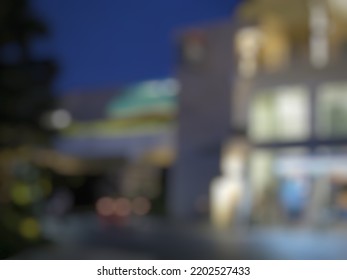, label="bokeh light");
[114,198,132,217]
[10,183,32,206]
[132,197,151,216]
[95,197,115,217]
[18,218,40,240]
